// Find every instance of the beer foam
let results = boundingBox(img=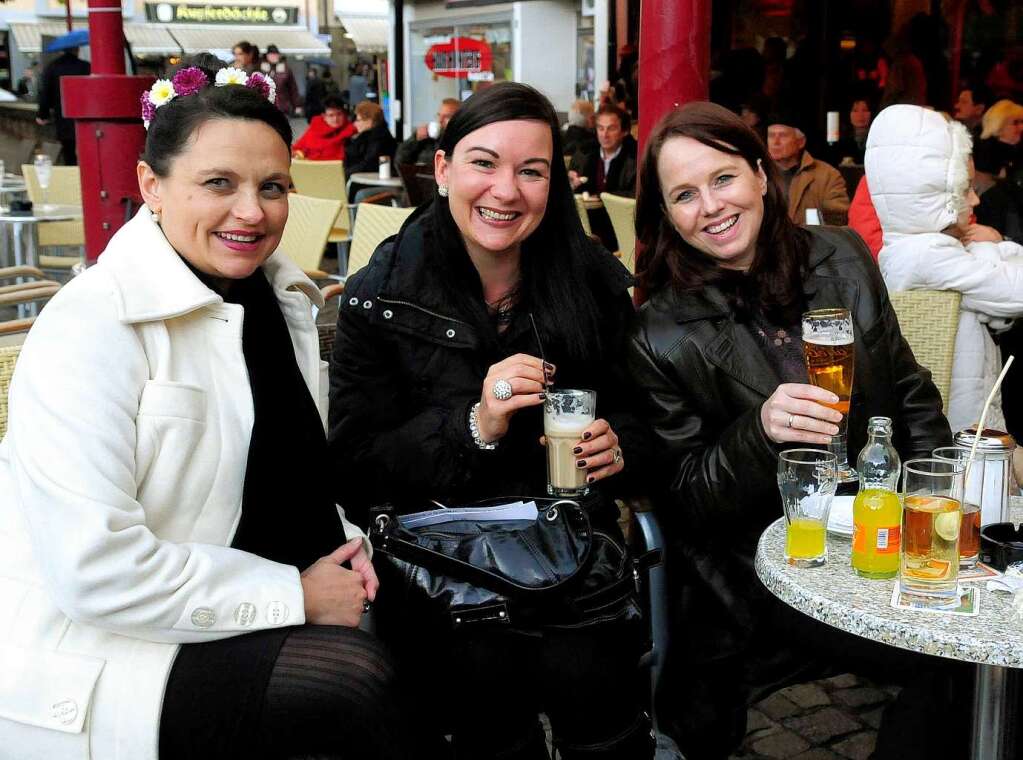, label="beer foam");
[545,413,593,434]
[804,334,853,346]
